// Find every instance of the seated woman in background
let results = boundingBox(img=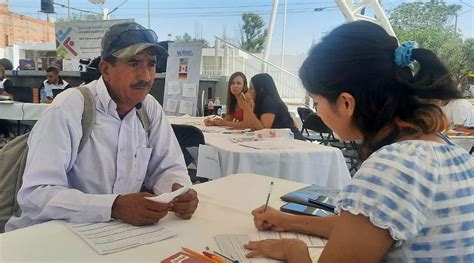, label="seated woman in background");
[244,21,473,262]
[241,73,303,139]
[204,72,249,128]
